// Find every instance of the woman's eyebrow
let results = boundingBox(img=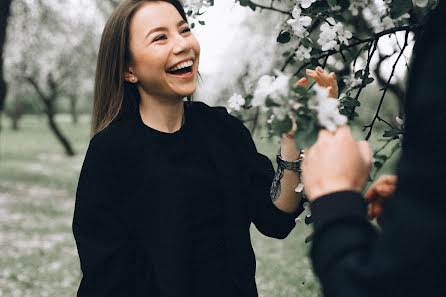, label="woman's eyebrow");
[145,19,188,39]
